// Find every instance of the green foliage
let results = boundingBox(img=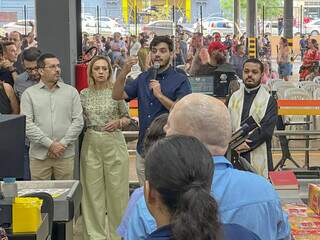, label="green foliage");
[220,0,283,20]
